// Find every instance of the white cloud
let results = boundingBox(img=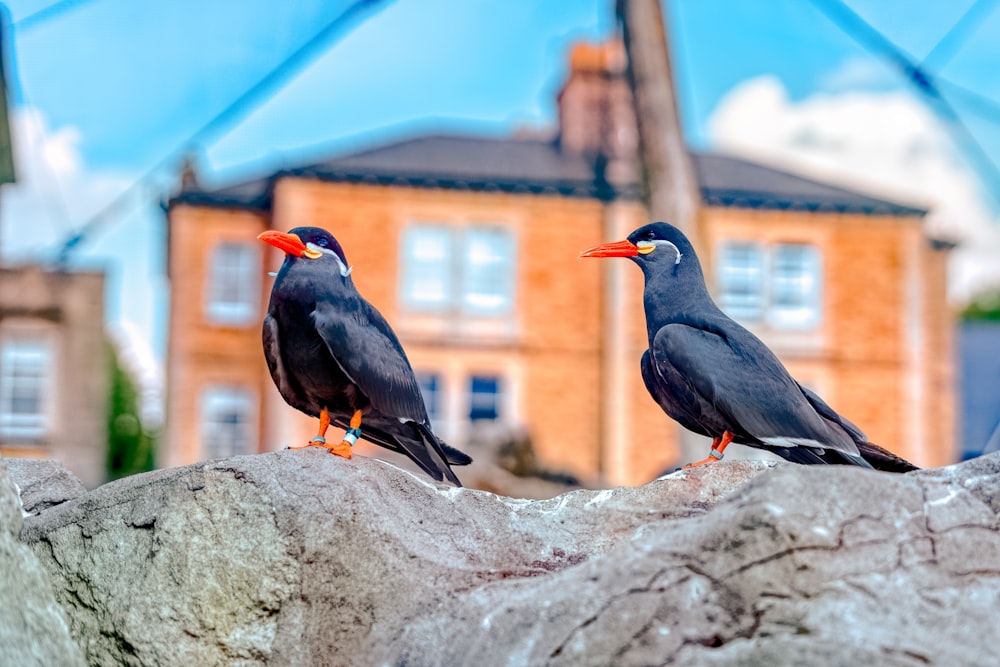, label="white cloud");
[706,75,1000,302]
[2,108,130,260]
[1,108,164,422]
